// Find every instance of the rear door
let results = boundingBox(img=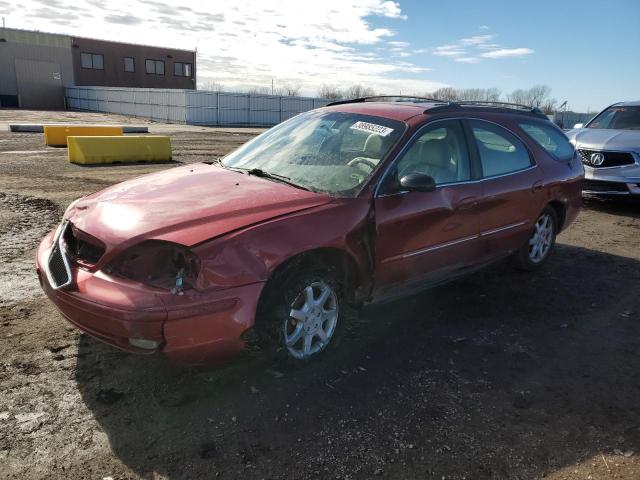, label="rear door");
[373,119,482,294]
[465,119,545,258]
